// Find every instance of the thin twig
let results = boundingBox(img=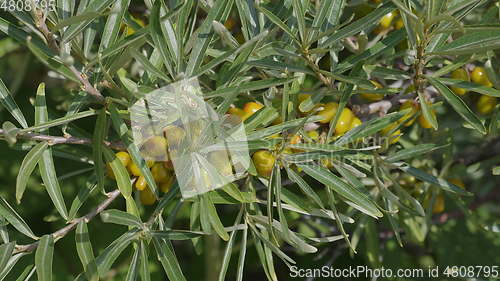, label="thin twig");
[33,6,105,104]
[0,129,126,150]
[14,189,122,254]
